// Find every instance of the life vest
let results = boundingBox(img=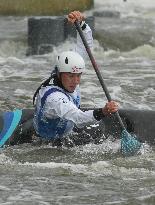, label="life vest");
[33,86,80,140]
